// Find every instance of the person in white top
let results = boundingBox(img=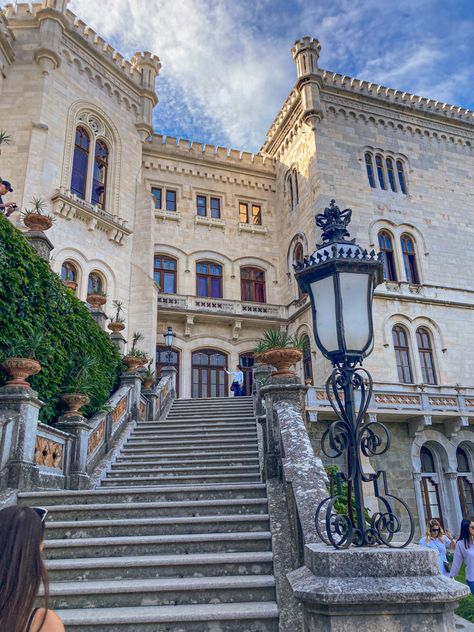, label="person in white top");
[225,364,244,397]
